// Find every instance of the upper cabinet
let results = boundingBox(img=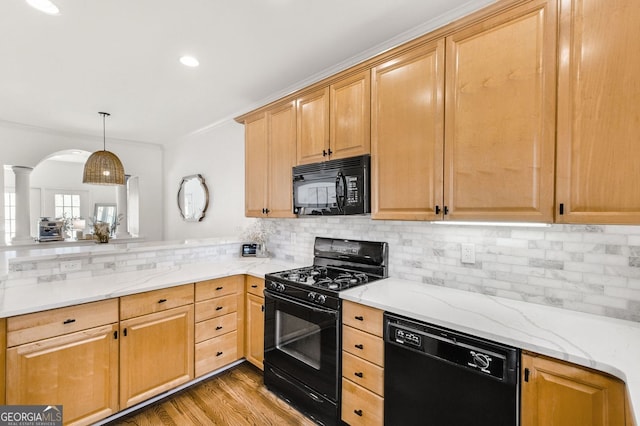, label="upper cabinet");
[297,70,371,165]
[244,101,297,218]
[373,0,556,222]
[371,41,445,221]
[443,0,557,222]
[555,0,640,224]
